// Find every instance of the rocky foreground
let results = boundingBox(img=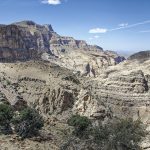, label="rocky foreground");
[0,54,149,149]
[0,21,149,149]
